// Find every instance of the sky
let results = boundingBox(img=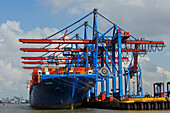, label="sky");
[0,0,170,99]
